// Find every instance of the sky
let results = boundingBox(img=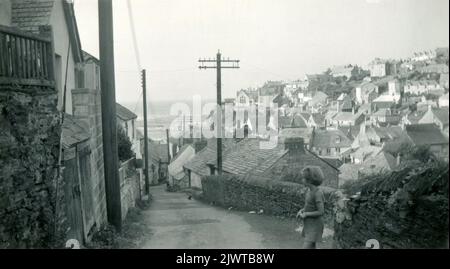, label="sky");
[73,0,449,105]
